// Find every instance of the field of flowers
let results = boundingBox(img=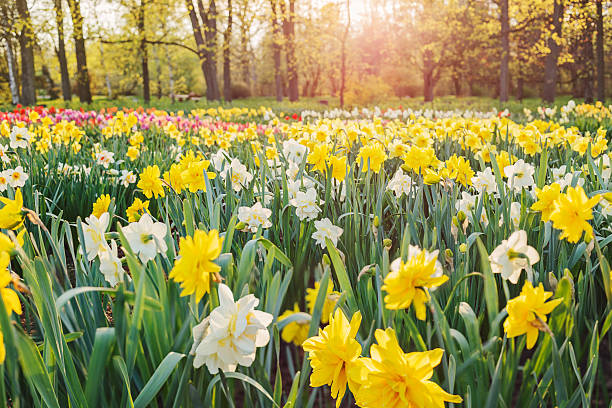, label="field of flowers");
[0,100,610,407]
